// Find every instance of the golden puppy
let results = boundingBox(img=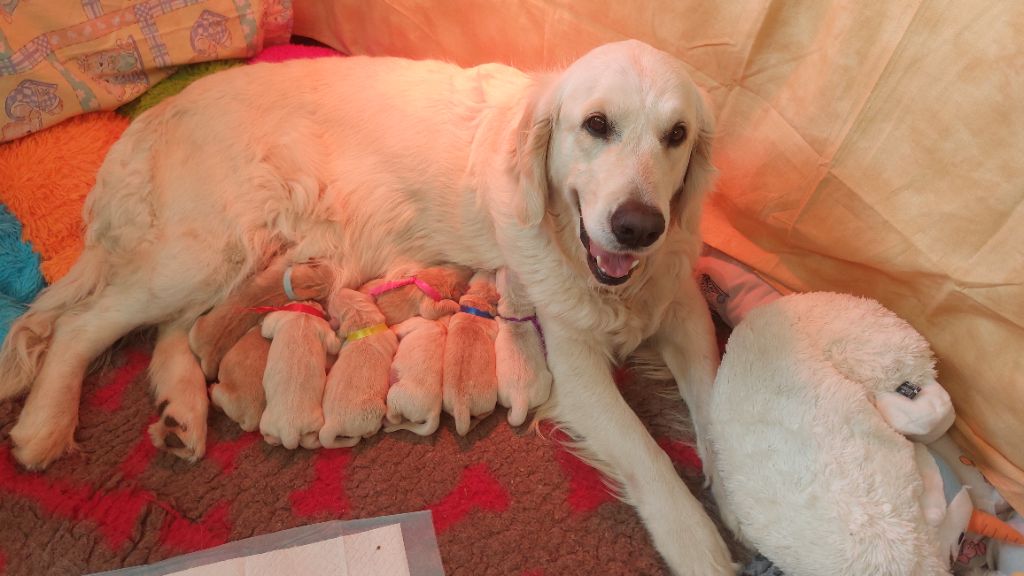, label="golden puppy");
[259,301,340,450]
[384,316,449,436]
[495,267,552,426]
[320,288,397,448]
[209,325,270,432]
[361,265,472,325]
[442,270,499,436]
[189,257,335,380]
